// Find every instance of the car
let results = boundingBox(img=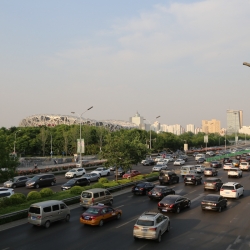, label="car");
[3,176,30,188]
[232,159,240,168]
[204,177,223,191]
[196,157,206,164]
[184,174,202,186]
[26,174,56,189]
[210,161,222,168]
[223,163,234,171]
[158,195,191,213]
[179,155,188,162]
[61,177,90,190]
[235,155,241,160]
[228,168,243,178]
[0,187,14,198]
[152,163,168,172]
[114,167,125,177]
[220,182,244,199]
[122,170,141,179]
[154,156,164,163]
[65,168,86,178]
[204,167,218,177]
[82,173,100,182]
[245,156,250,162]
[173,159,185,166]
[91,167,110,177]
[159,170,179,185]
[223,157,232,163]
[148,186,175,200]
[131,182,155,195]
[194,165,205,173]
[133,211,170,242]
[79,204,122,226]
[240,156,247,162]
[201,194,227,212]
[206,151,215,156]
[239,162,250,171]
[165,156,174,162]
[109,166,116,171]
[141,159,155,166]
